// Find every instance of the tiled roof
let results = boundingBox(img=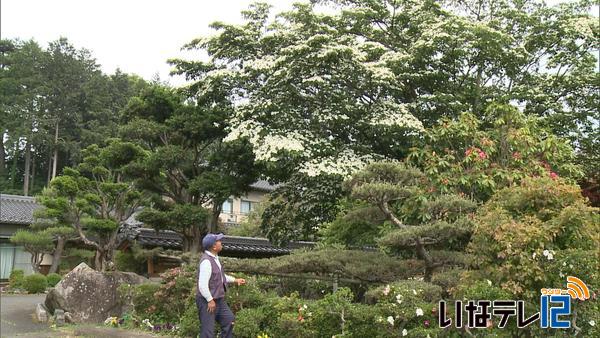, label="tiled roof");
[118,222,315,256]
[249,180,280,192]
[0,194,40,225]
